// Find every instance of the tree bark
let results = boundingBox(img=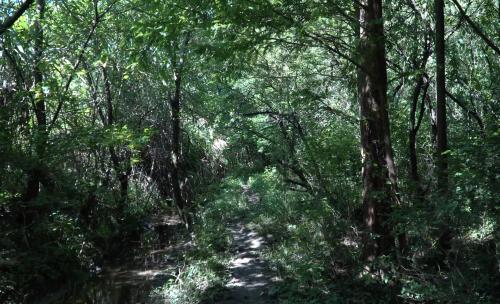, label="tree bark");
[435,0,455,260]
[357,0,400,261]
[435,0,448,193]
